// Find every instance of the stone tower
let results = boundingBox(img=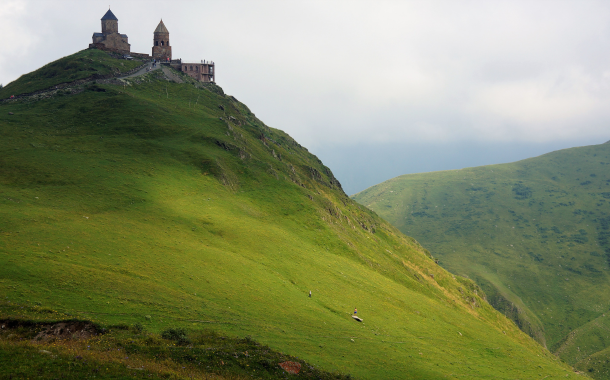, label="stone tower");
[152,20,172,61]
[101,9,119,34]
